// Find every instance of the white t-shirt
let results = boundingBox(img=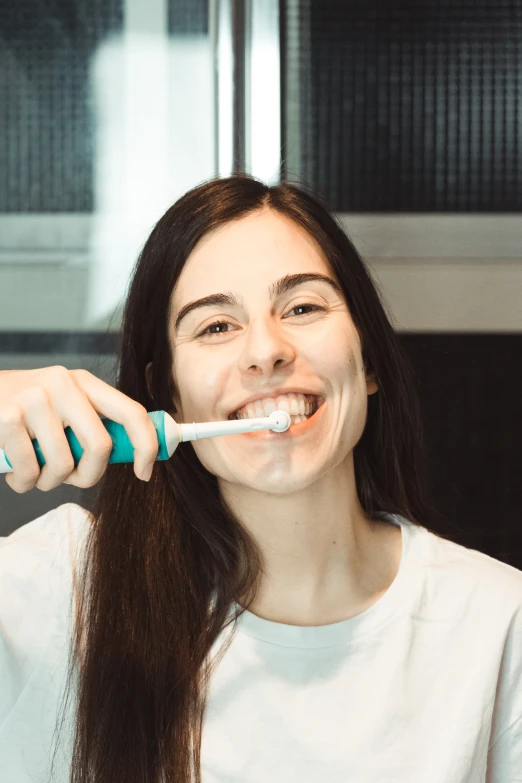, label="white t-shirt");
[1,503,521,783]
